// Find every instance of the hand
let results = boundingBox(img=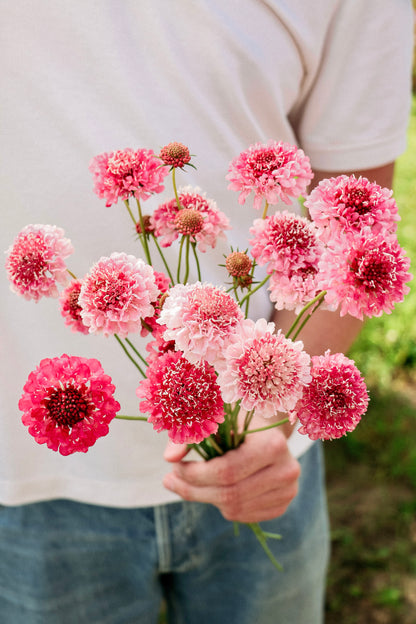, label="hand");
[163,424,301,523]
